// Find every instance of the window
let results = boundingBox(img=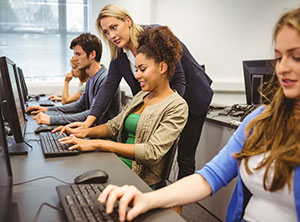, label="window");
[0,0,88,80]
